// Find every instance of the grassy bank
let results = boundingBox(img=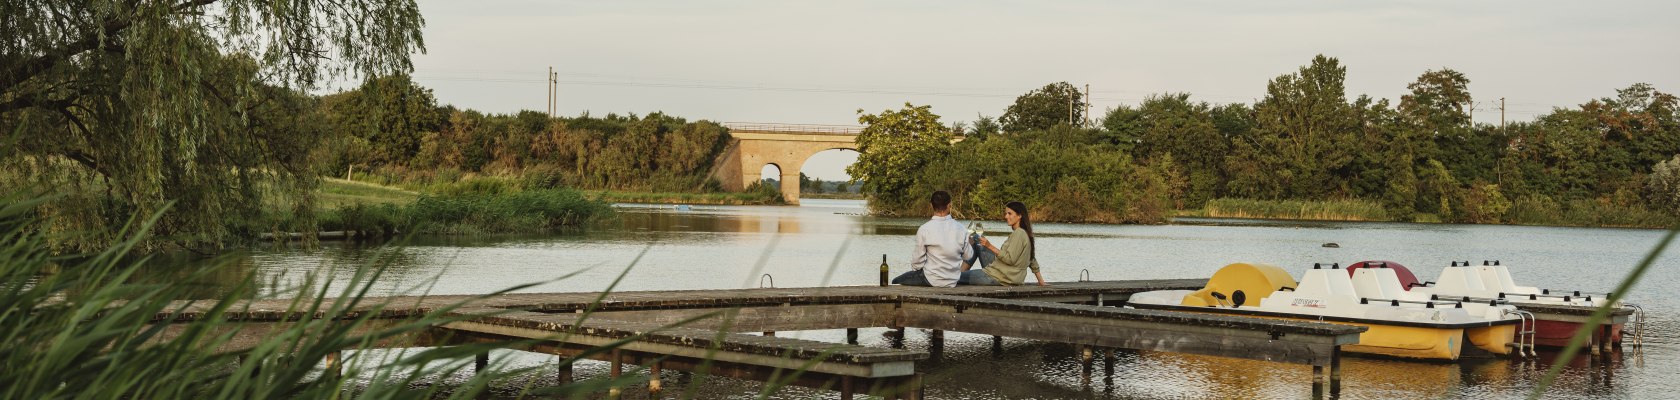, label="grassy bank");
[252,178,615,238]
[1173,197,1674,228]
[318,178,419,209]
[584,181,786,205]
[586,190,782,205]
[1181,198,1393,222]
[317,188,615,236]
[800,192,866,200]
[1501,198,1674,228]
